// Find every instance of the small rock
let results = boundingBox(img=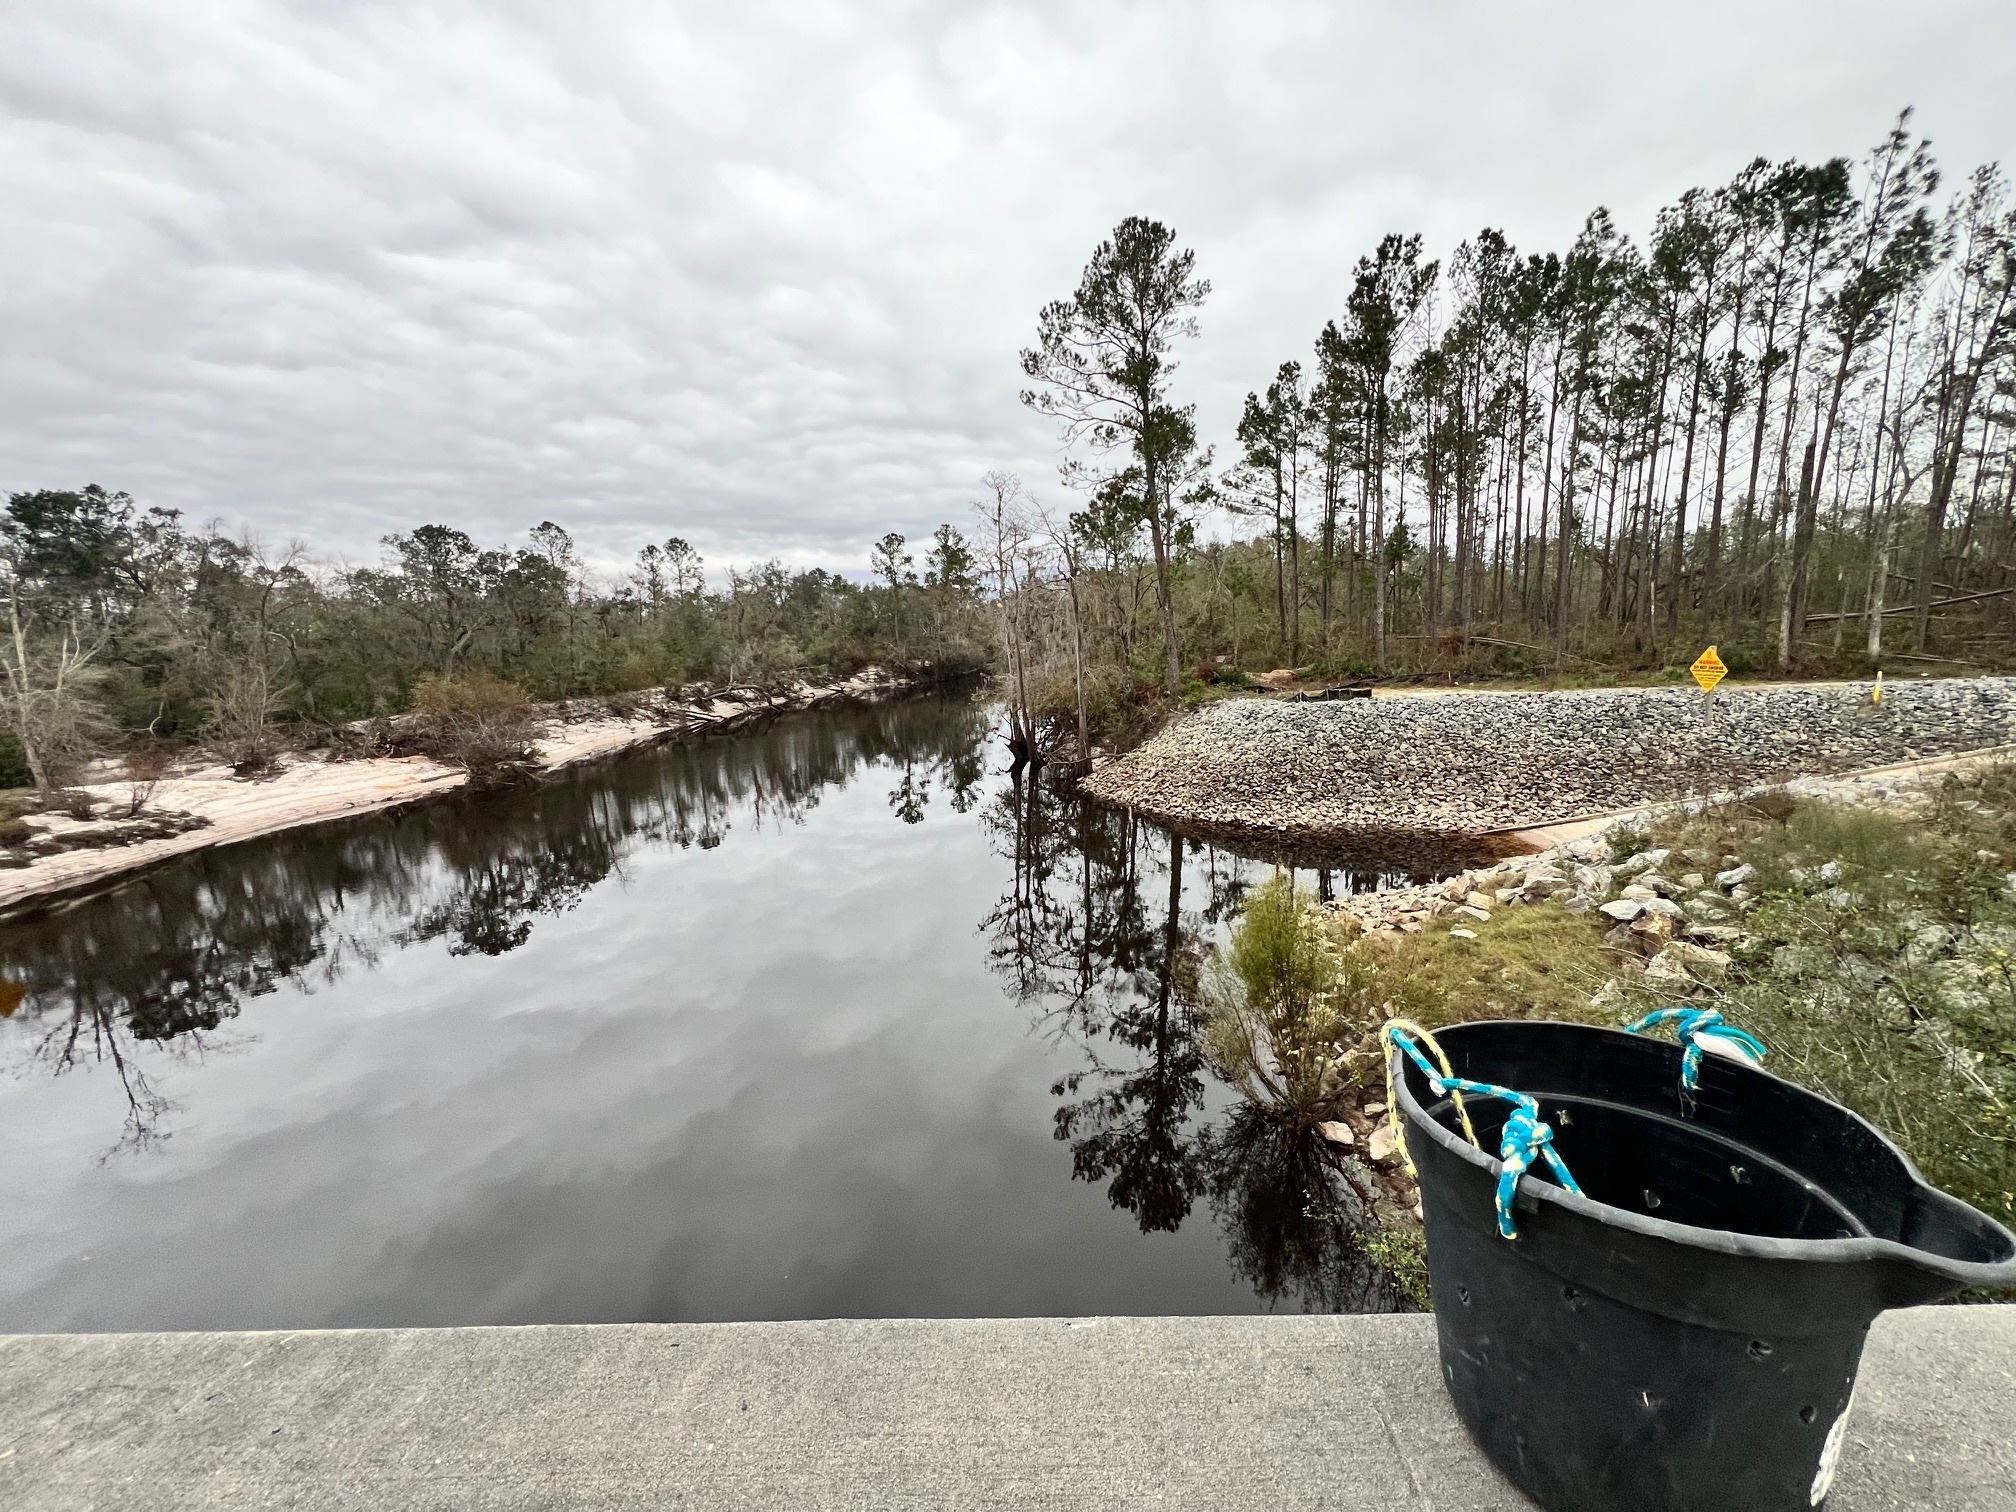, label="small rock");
[1368,1123,1401,1162]
[1315,1120,1356,1147]
[1818,860,1843,884]
[1716,862,1758,889]
[1364,1101,1387,1115]
[1644,950,1696,989]
[1493,887,1522,904]
[1684,923,1742,945]
[1599,899,1645,921]
[1574,864,1615,896]
[1679,872,1706,890]
[1615,848,1672,880]
[1561,894,1593,913]
[1631,912,1678,941]
[1464,891,1495,911]
[1620,884,1657,903]
[1449,926,1480,940]
[1454,905,1491,923]
[1664,940,1733,977]
[1640,897,1683,917]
